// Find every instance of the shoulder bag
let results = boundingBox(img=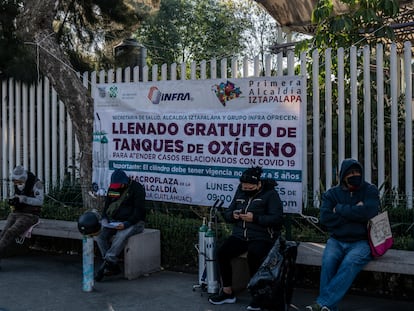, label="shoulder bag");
[368,211,394,257]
